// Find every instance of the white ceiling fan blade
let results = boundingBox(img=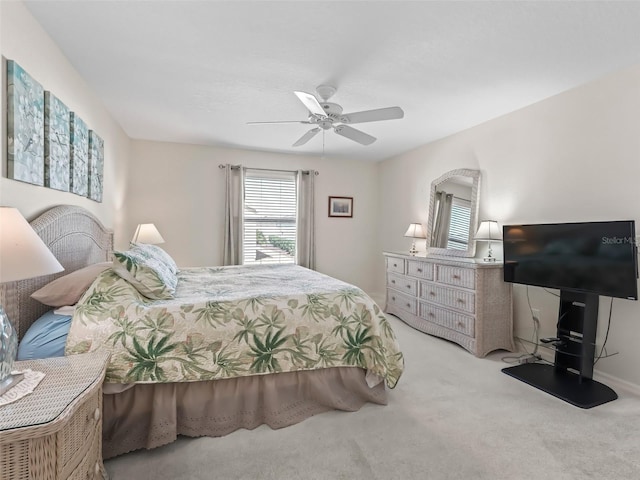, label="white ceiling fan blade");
[340,106,404,124]
[334,125,376,145]
[247,120,311,125]
[292,127,321,147]
[294,91,326,117]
